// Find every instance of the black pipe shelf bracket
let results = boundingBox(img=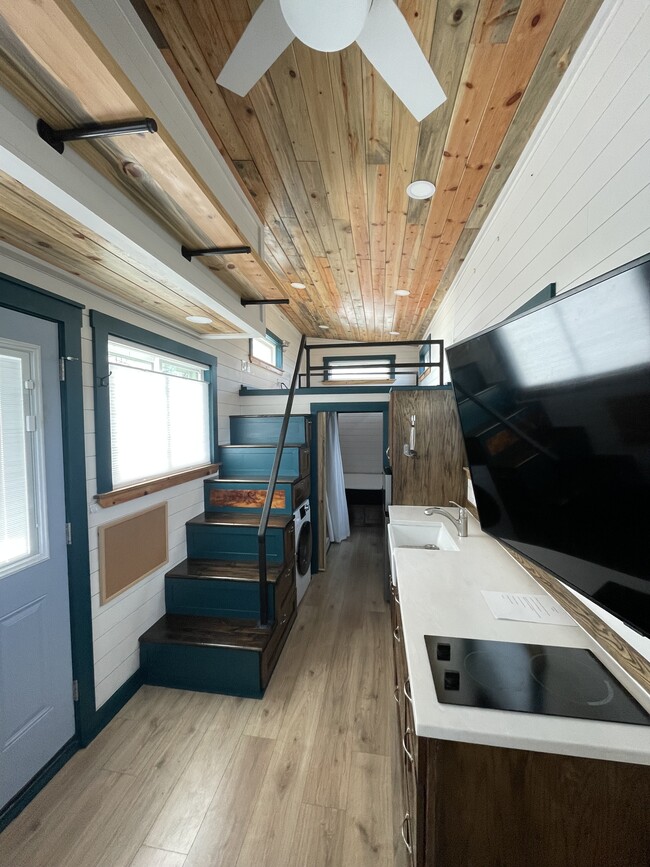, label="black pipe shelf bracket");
[37,118,158,154]
[241,298,290,307]
[181,244,251,262]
